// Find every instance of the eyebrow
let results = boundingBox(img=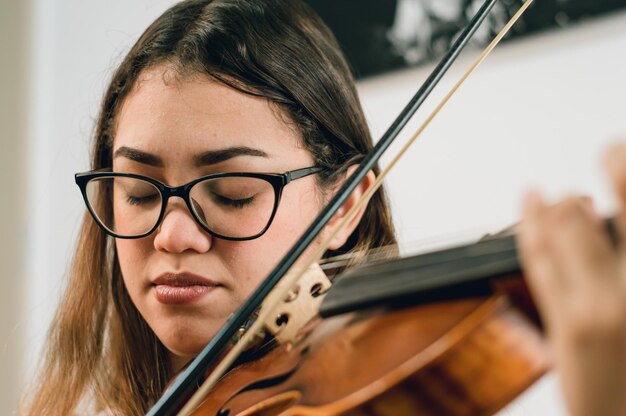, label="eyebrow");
[196,146,268,166]
[113,146,269,167]
[113,146,163,166]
